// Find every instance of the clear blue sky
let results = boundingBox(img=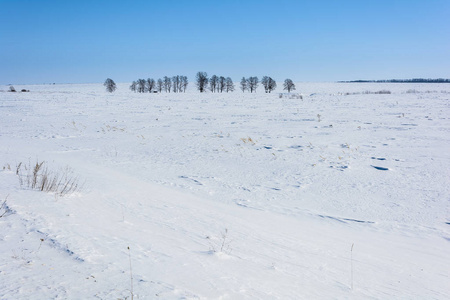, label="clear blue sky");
[1,0,449,84]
